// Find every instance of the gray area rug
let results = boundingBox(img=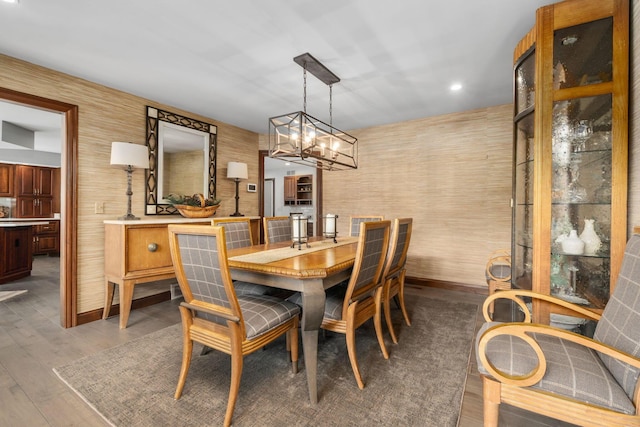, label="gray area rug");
[54,296,477,426]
